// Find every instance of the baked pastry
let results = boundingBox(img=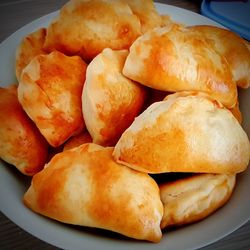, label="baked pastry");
[63,131,92,151]
[15,28,47,81]
[123,24,237,108]
[23,143,163,242]
[0,85,48,175]
[82,48,147,146]
[124,0,162,33]
[162,90,242,123]
[113,91,250,174]
[160,174,236,229]
[189,25,250,89]
[18,51,87,147]
[163,91,242,124]
[43,0,141,62]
